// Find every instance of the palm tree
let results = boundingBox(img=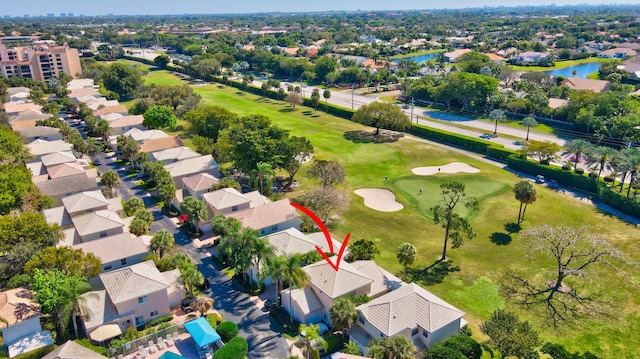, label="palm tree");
[562,139,593,171]
[323,89,331,114]
[132,151,149,170]
[252,162,274,195]
[100,170,120,197]
[368,336,416,359]
[329,296,357,338]
[190,296,214,317]
[489,109,506,135]
[298,324,328,359]
[85,137,102,160]
[284,254,307,323]
[263,255,287,304]
[180,196,209,234]
[513,181,537,223]
[396,243,416,281]
[252,237,275,287]
[150,229,175,258]
[179,262,204,298]
[521,116,538,141]
[95,119,111,142]
[587,146,618,179]
[622,149,640,197]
